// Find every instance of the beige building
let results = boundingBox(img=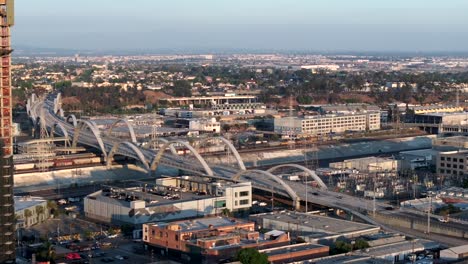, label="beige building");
[15,196,50,229]
[274,112,380,137]
[84,181,252,225]
[437,150,468,177]
[330,157,399,172]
